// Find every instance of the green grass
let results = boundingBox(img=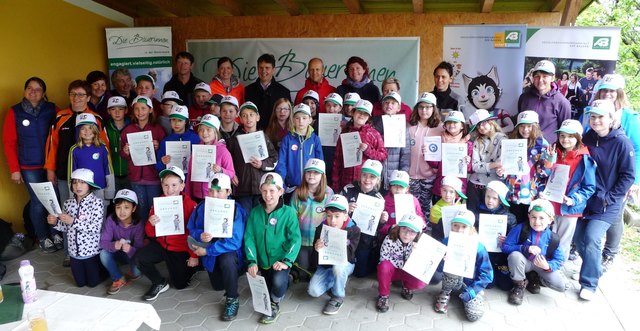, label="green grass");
[621,225,640,283]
